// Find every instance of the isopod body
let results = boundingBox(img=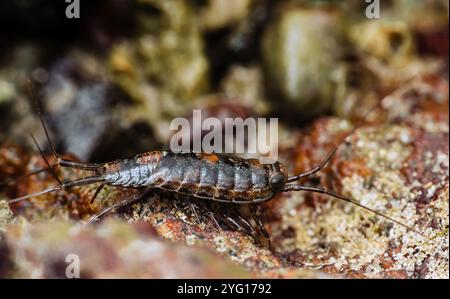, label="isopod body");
[101,151,288,203]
